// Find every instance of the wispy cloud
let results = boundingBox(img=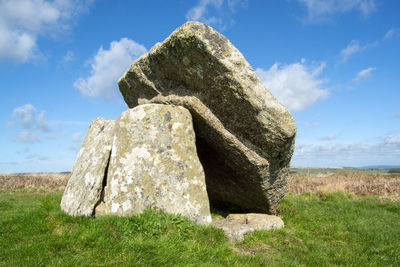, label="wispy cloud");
[9,104,51,143]
[0,0,92,64]
[37,111,50,131]
[69,132,83,152]
[185,0,247,29]
[63,50,75,62]
[72,132,83,143]
[25,153,49,161]
[14,130,39,143]
[297,0,377,23]
[384,28,400,40]
[256,59,329,112]
[11,104,36,129]
[74,38,146,98]
[340,40,378,62]
[293,135,400,167]
[319,134,337,141]
[303,122,320,128]
[352,67,376,85]
[11,104,50,131]
[186,0,223,25]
